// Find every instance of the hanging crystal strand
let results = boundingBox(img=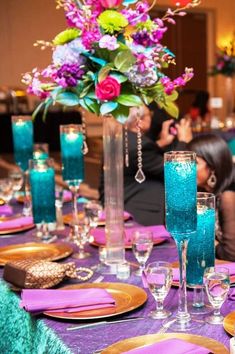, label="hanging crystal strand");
[80,109,89,155]
[135,112,146,184]
[124,124,129,168]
